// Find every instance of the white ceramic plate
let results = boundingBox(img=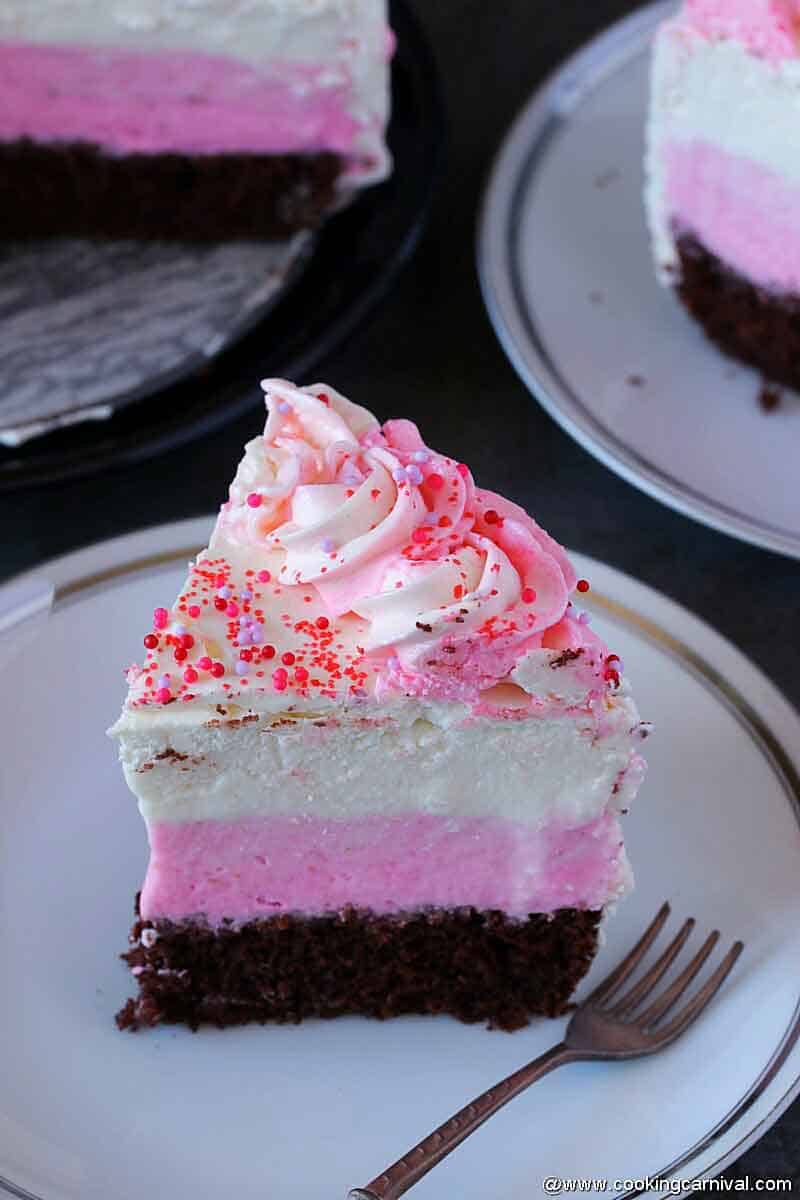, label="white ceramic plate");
[478,0,800,560]
[2,517,799,1200]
